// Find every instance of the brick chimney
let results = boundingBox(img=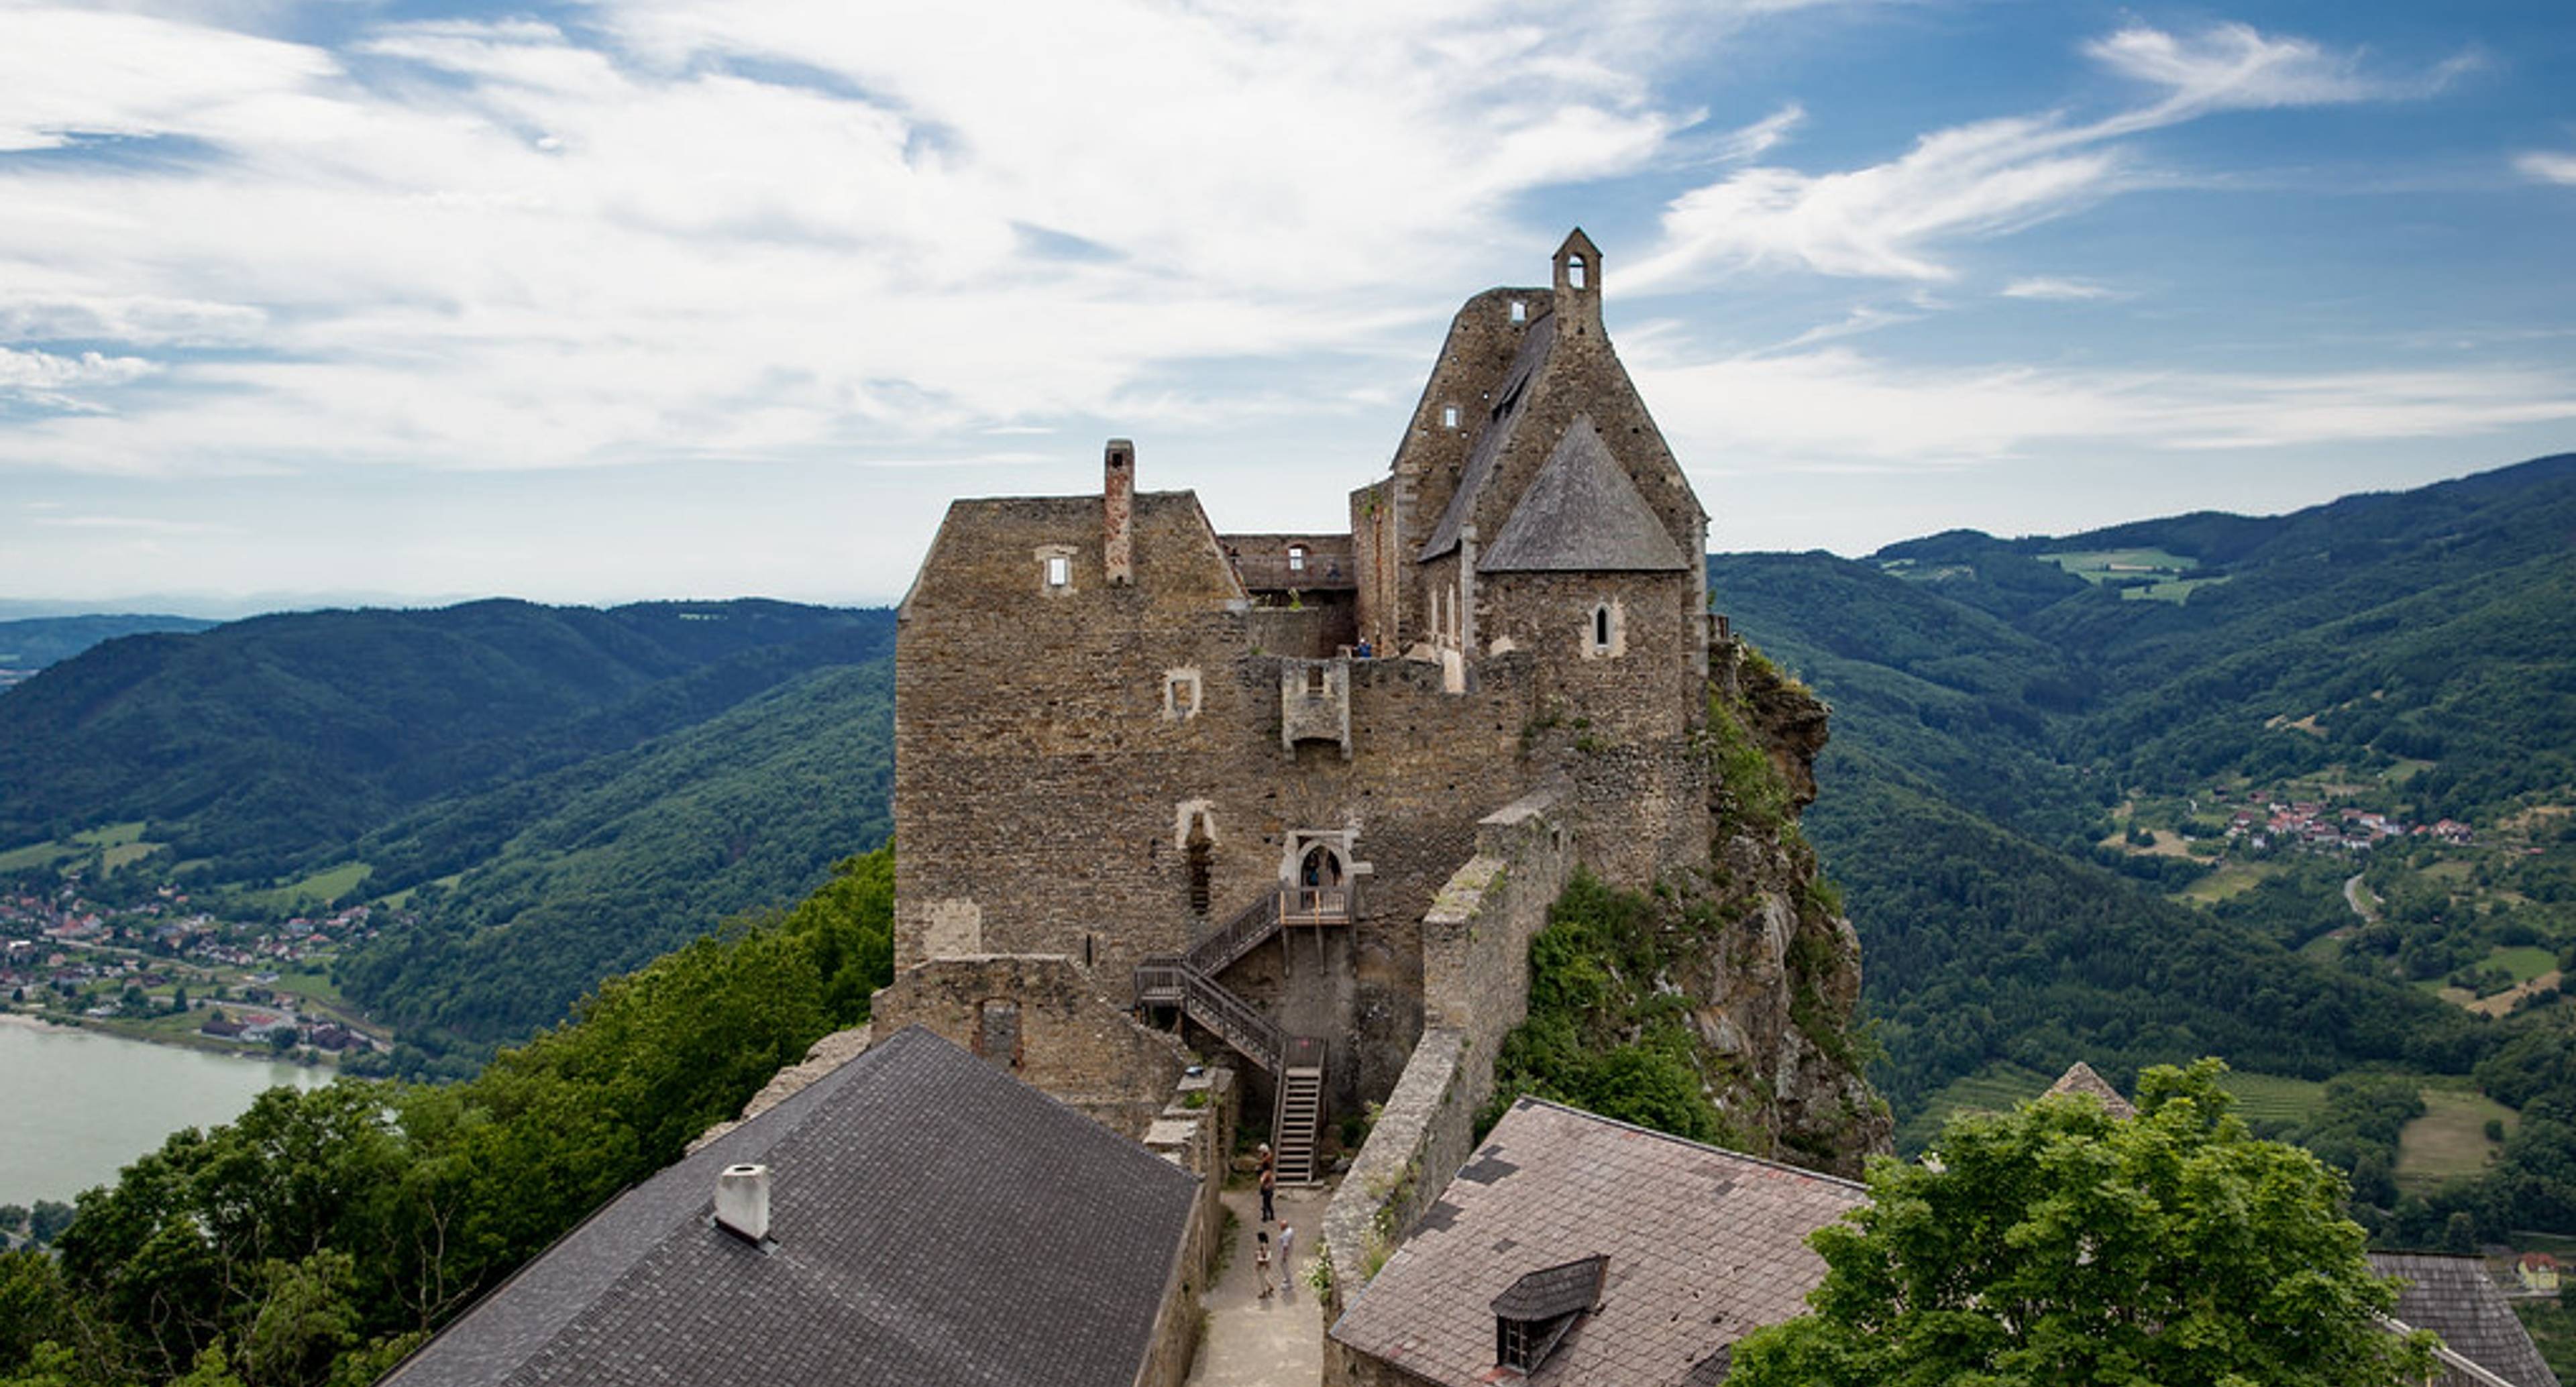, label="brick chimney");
[1104,438,1135,586]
